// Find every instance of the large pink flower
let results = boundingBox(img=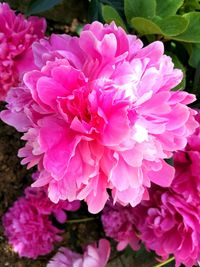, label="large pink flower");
[1,21,198,213]
[0,2,46,100]
[47,239,111,267]
[134,187,200,267]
